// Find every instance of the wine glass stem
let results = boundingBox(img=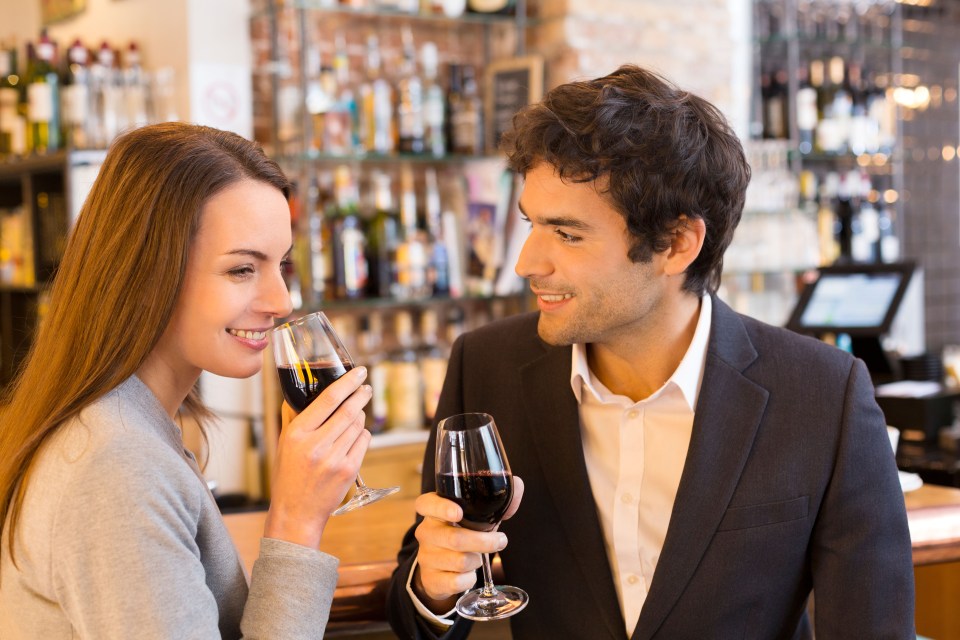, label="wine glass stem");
[354,474,368,491]
[479,552,498,598]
